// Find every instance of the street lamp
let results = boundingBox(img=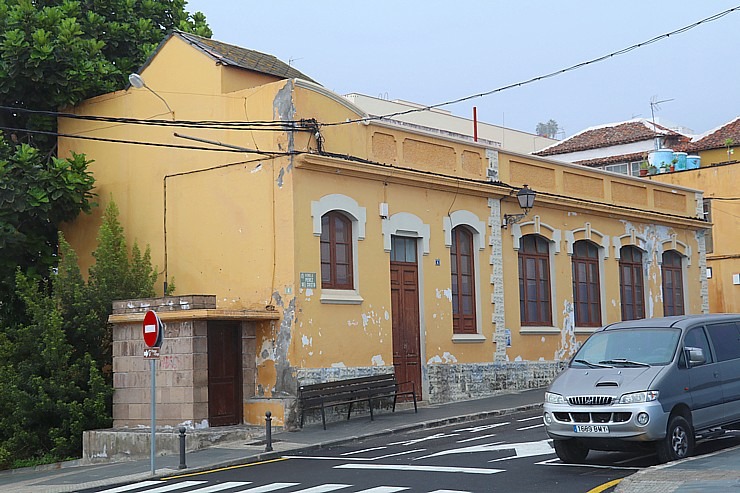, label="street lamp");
[502,185,536,229]
[128,73,175,119]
